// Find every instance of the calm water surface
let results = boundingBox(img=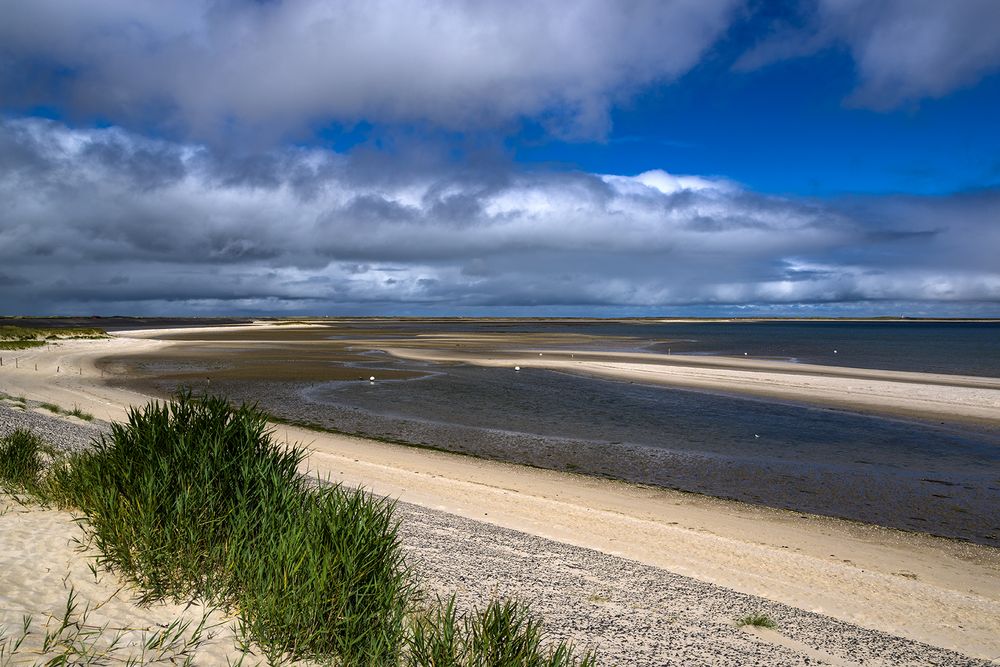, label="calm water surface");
[295,353,1000,546]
